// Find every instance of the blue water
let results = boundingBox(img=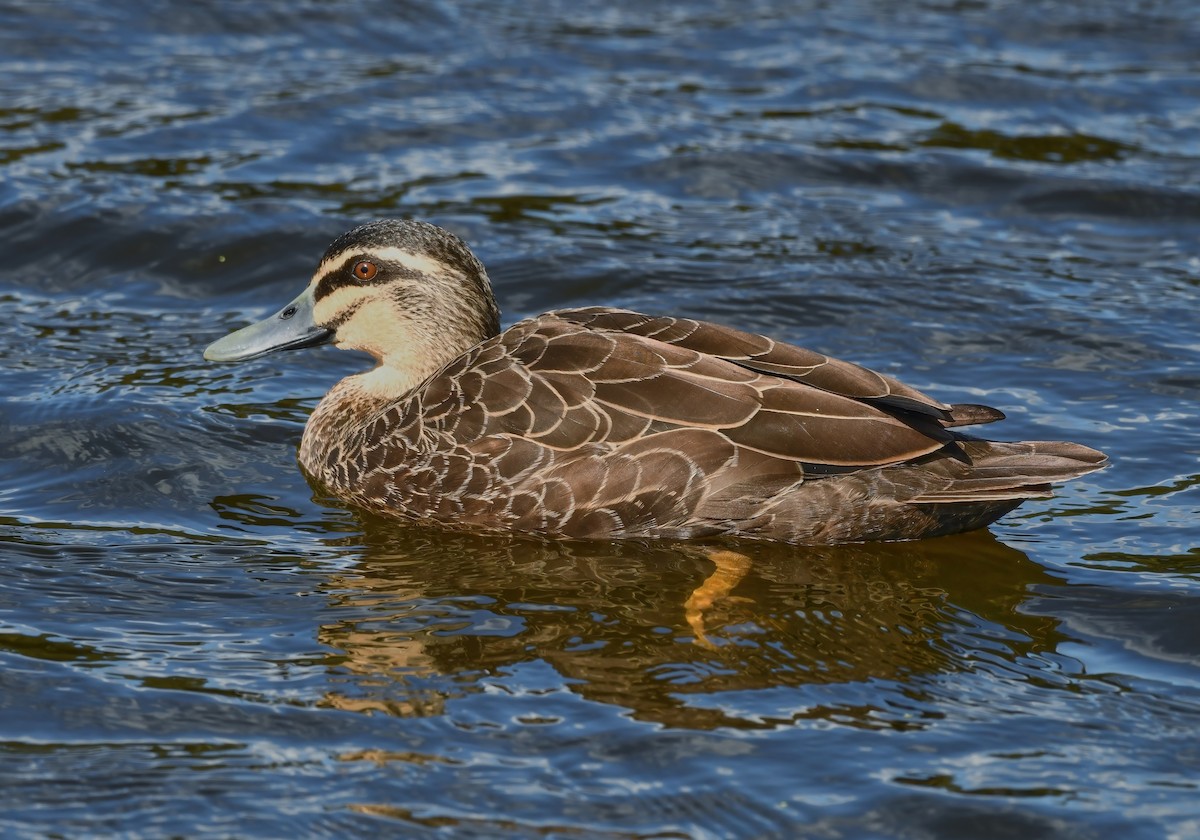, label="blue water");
[2,1,1198,837]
